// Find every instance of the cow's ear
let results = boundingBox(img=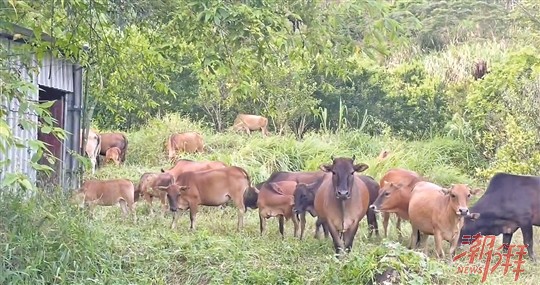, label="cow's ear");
[440,188,450,195]
[470,188,482,196]
[353,163,369,173]
[320,164,333,172]
[179,186,189,192]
